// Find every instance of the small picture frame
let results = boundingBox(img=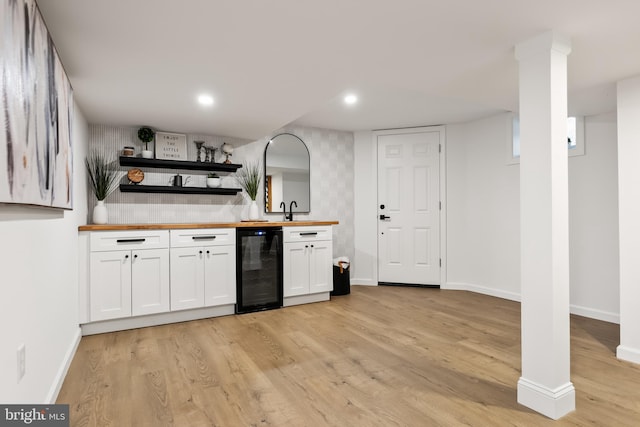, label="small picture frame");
[155,132,188,160]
